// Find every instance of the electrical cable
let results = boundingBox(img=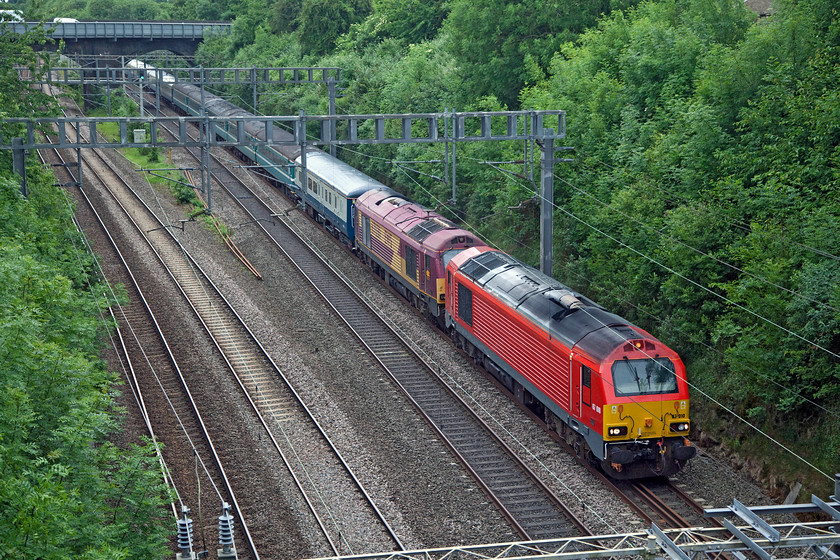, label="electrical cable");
[552,172,840,315]
[553,259,840,420]
[574,149,840,263]
[536,184,840,362]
